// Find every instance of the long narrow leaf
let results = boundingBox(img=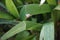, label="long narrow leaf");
[1,21,42,40]
[1,21,26,40]
[5,0,19,18]
[20,4,51,20]
[39,22,54,40]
